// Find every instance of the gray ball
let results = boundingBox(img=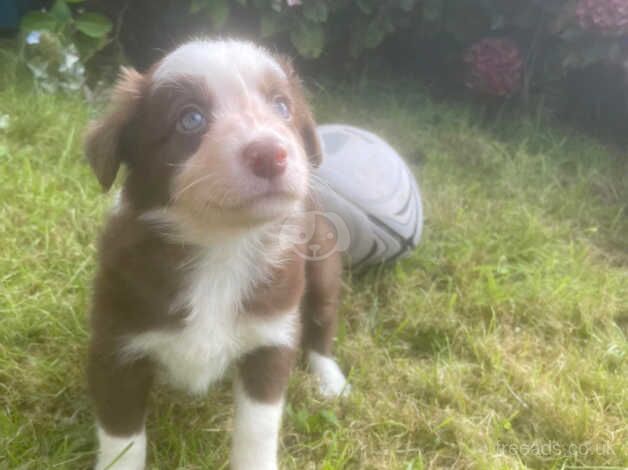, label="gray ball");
[313,124,423,268]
